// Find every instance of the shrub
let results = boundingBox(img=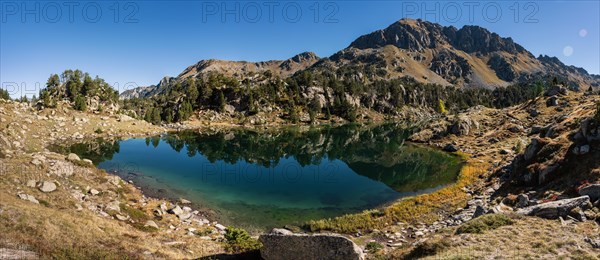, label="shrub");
[224,227,262,253]
[73,95,87,111]
[405,235,451,258]
[365,242,383,252]
[455,214,514,234]
[437,99,448,114]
